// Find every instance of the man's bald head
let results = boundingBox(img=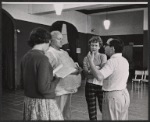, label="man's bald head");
[50,31,63,49]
